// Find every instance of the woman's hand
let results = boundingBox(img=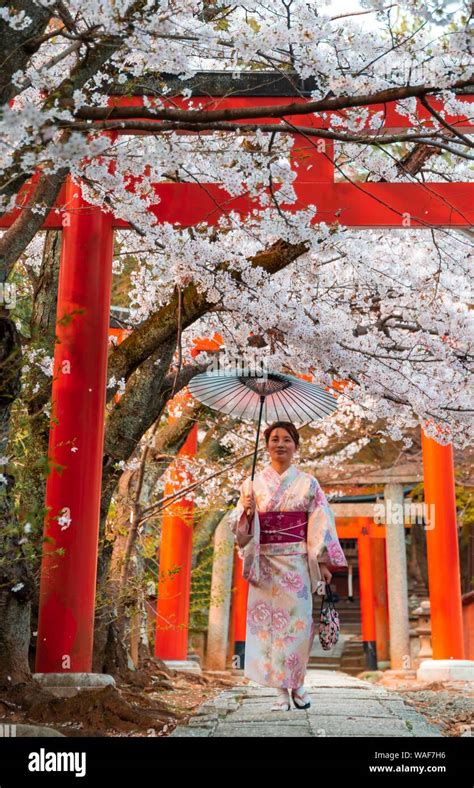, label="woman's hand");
[243,487,256,519]
[319,562,332,584]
